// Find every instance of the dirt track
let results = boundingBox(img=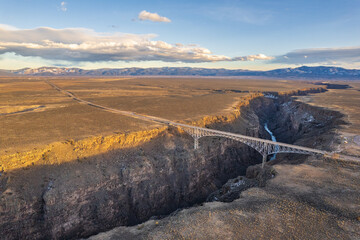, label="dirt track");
[0,105,46,116]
